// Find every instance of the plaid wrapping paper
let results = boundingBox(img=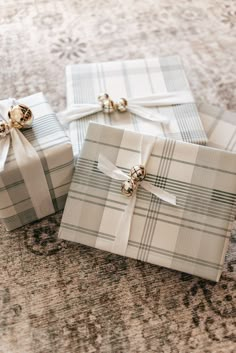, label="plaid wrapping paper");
[198,103,236,151]
[59,122,236,282]
[66,56,207,156]
[0,92,74,231]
